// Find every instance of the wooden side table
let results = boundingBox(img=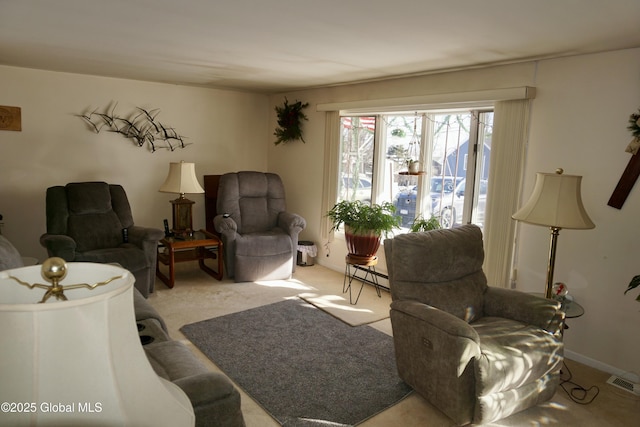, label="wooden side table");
[156,229,223,288]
